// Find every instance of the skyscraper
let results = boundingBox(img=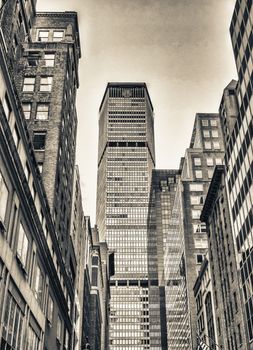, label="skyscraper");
[226,1,253,347]
[96,83,157,348]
